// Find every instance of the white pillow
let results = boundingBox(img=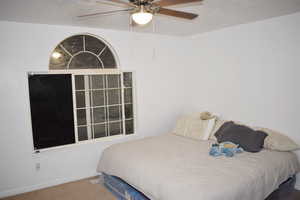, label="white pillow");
[173,113,216,140]
[202,118,216,140]
[254,127,300,151]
